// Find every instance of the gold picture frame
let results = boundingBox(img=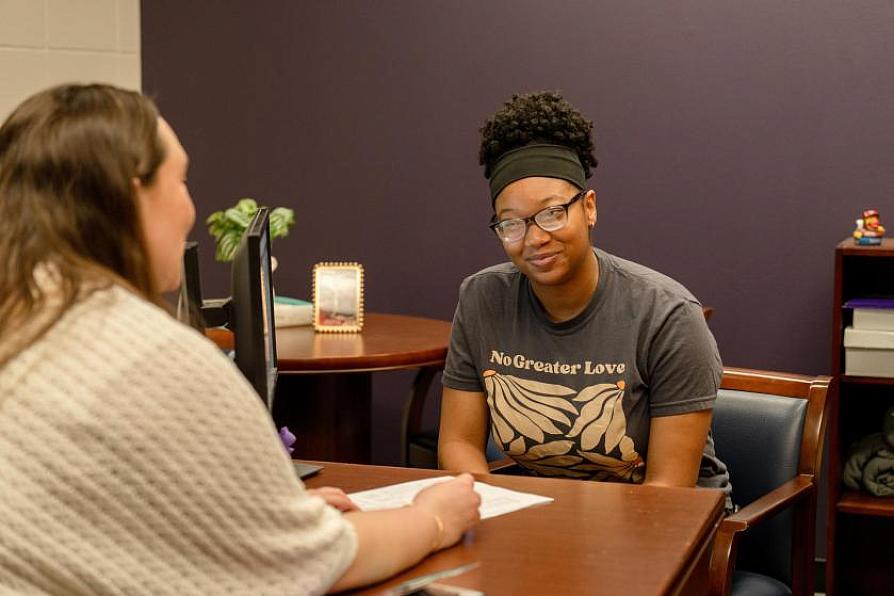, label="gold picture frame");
[312,262,365,333]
